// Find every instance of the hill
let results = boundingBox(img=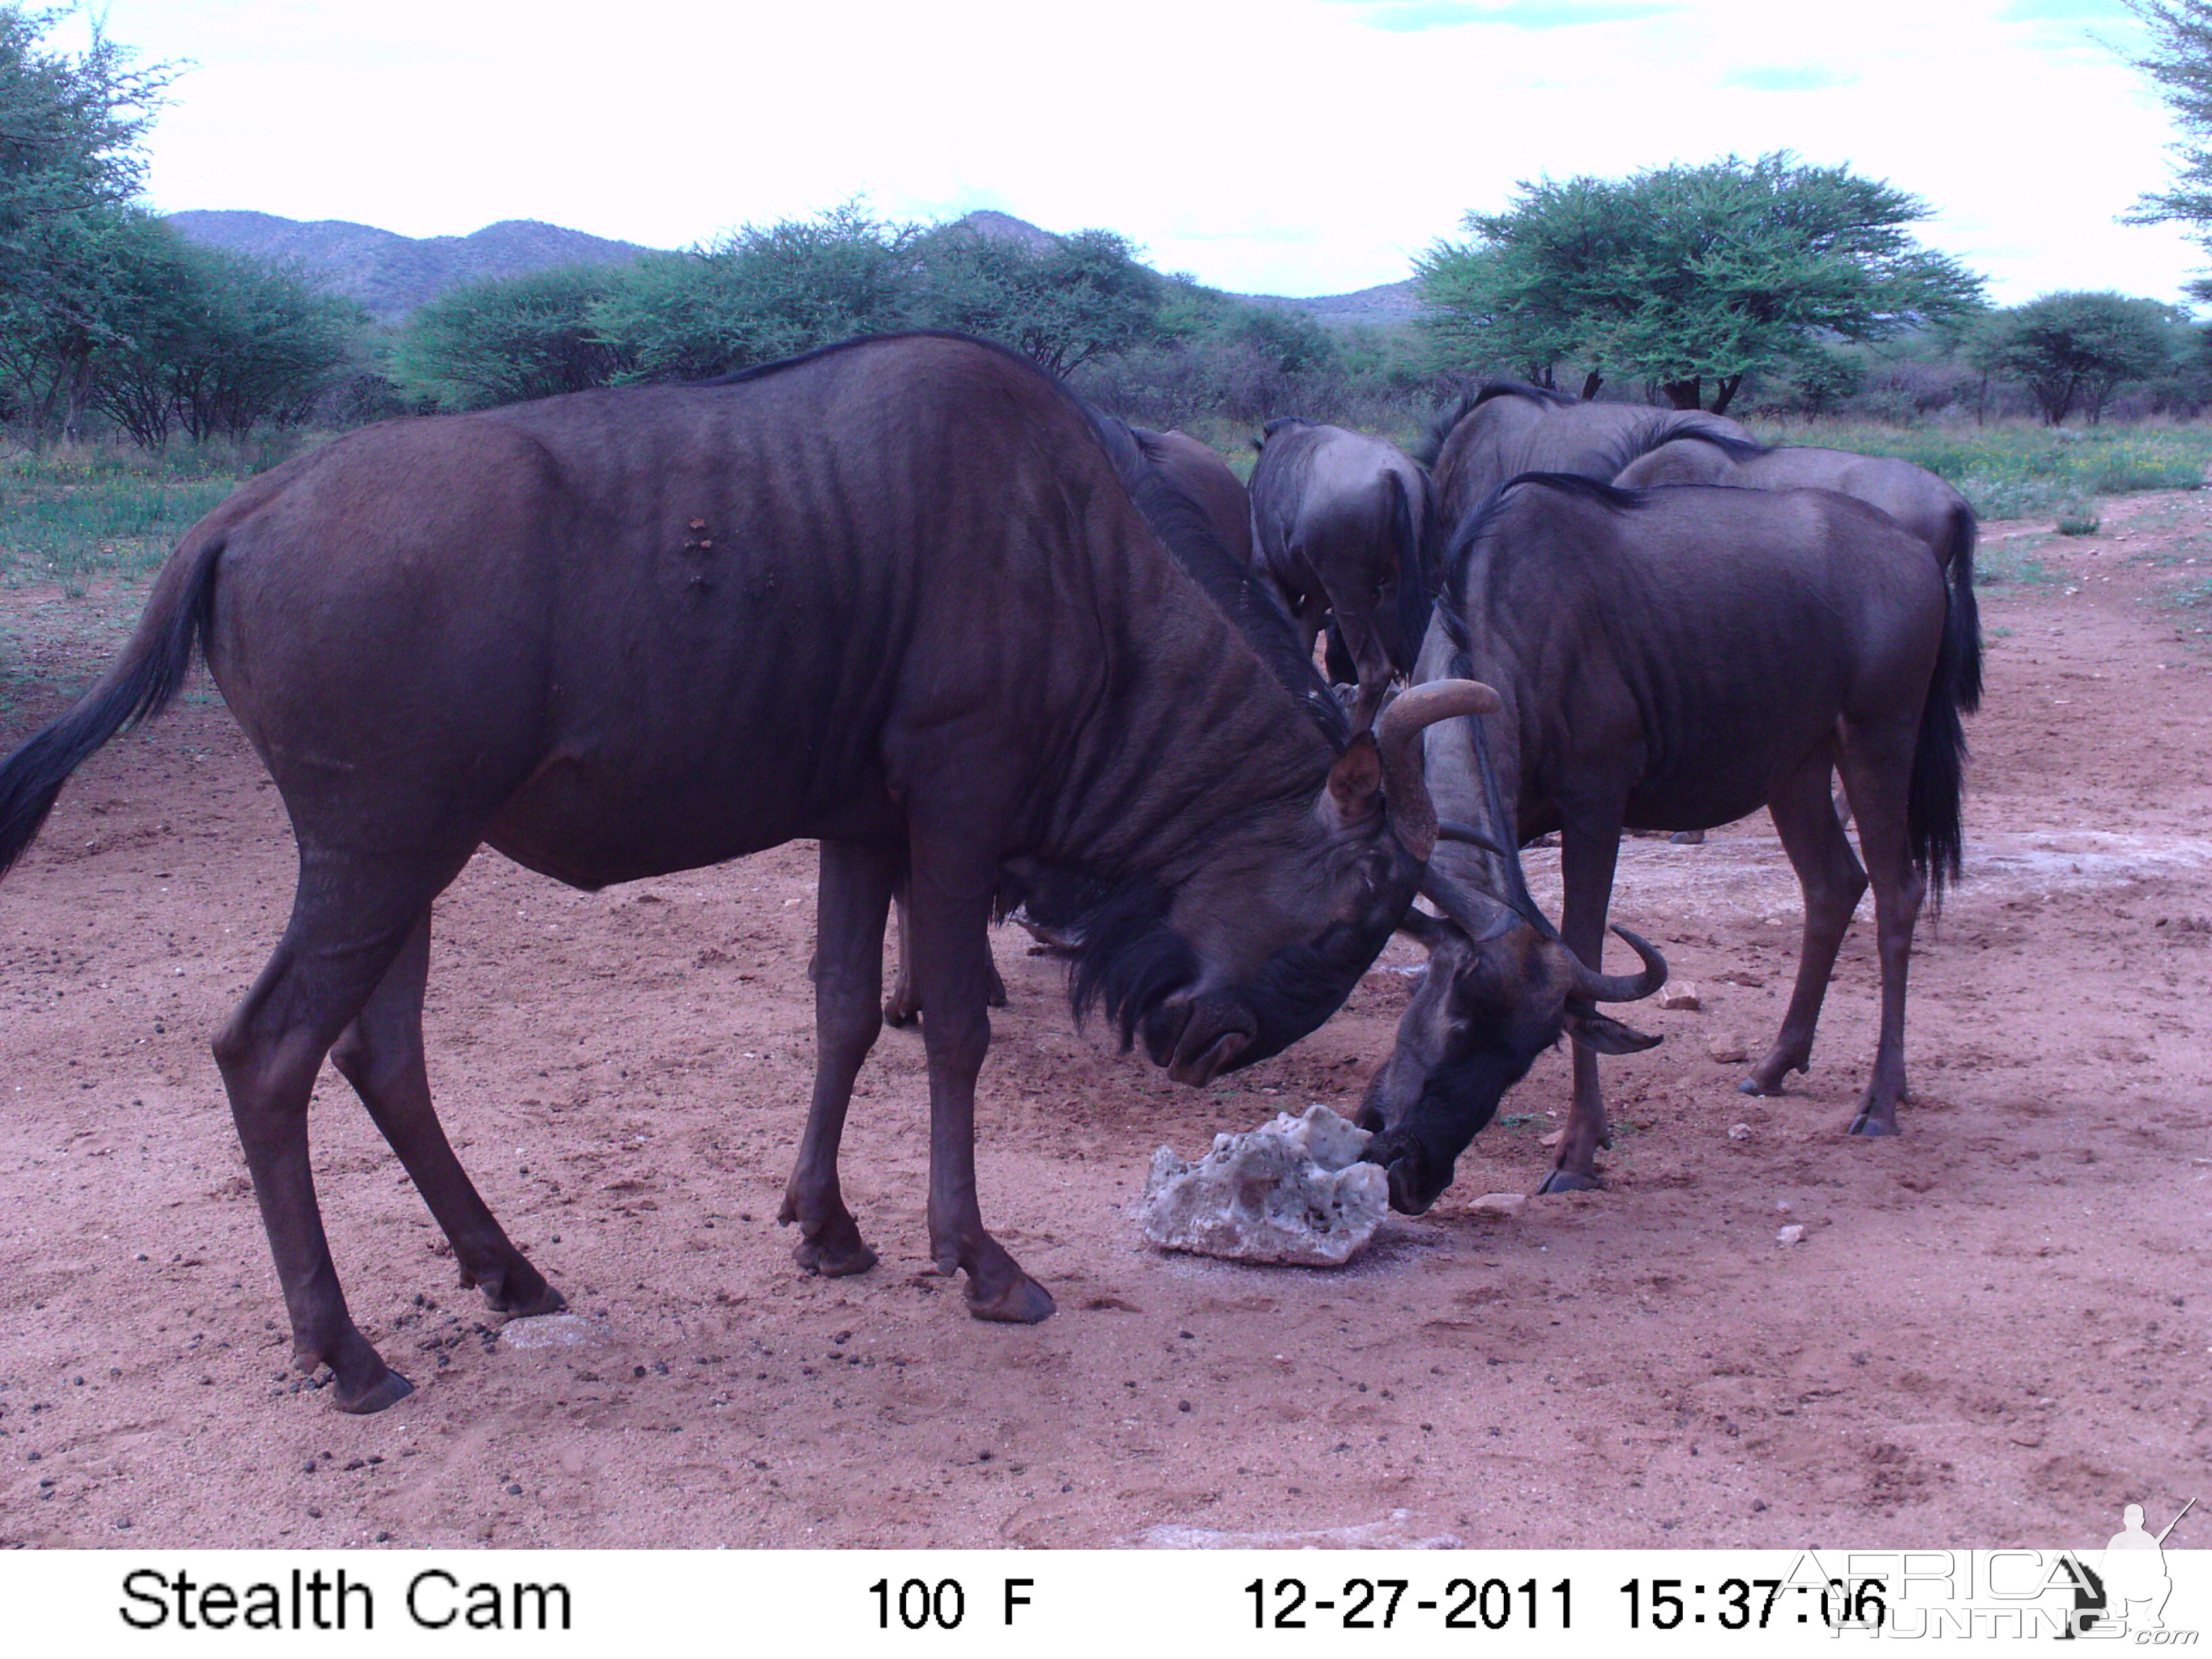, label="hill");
[163,212,659,319]
[163,208,1424,327]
